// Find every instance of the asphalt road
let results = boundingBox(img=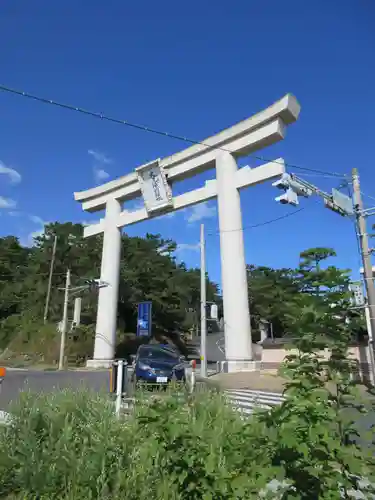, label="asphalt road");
[1,369,374,452]
[0,363,220,413]
[0,369,110,412]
